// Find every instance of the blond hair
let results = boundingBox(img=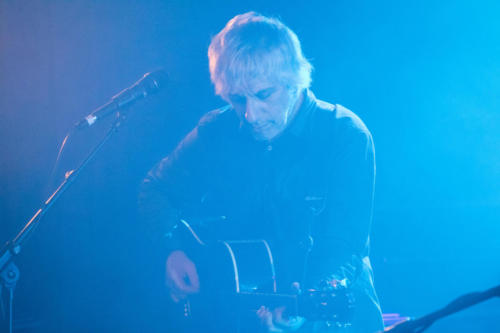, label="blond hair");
[208,12,312,98]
